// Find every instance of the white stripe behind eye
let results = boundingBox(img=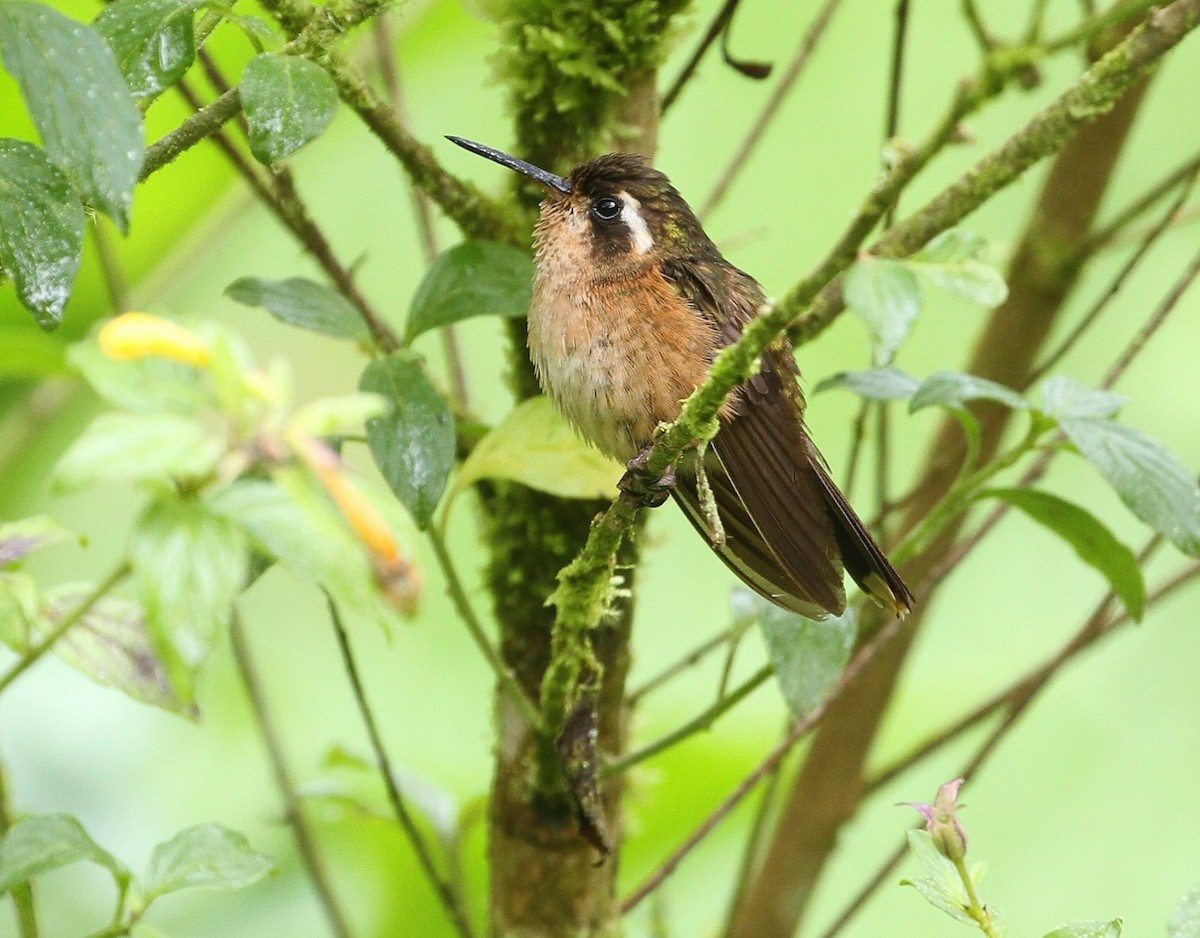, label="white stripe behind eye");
[619,192,655,255]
